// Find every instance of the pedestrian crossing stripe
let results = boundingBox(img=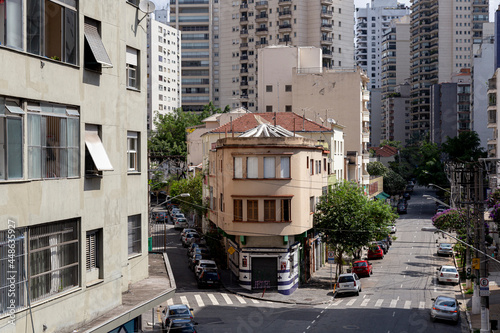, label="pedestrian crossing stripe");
[207,293,219,305]
[375,299,383,307]
[404,301,411,309]
[195,294,204,307]
[360,299,370,307]
[389,300,398,308]
[221,293,233,305]
[235,295,247,304]
[346,299,356,306]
